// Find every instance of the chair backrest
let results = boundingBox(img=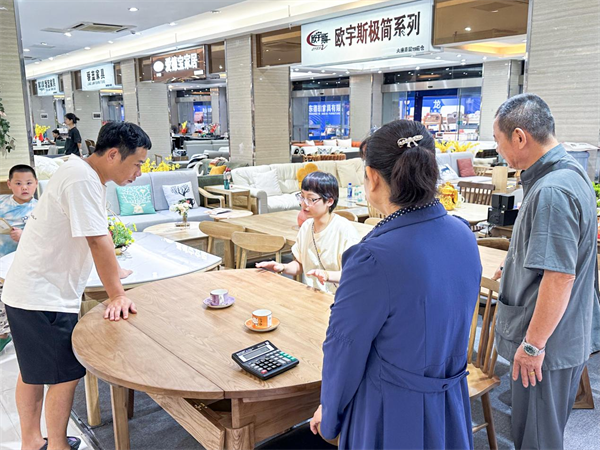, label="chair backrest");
[232,232,286,269]
[476,238,510,252]
[458,181,495,205]
[334,210,358,222]
[365,217,382,226]
[200,221,245,268]
[467,277,499,377]
[368,203,385,219]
